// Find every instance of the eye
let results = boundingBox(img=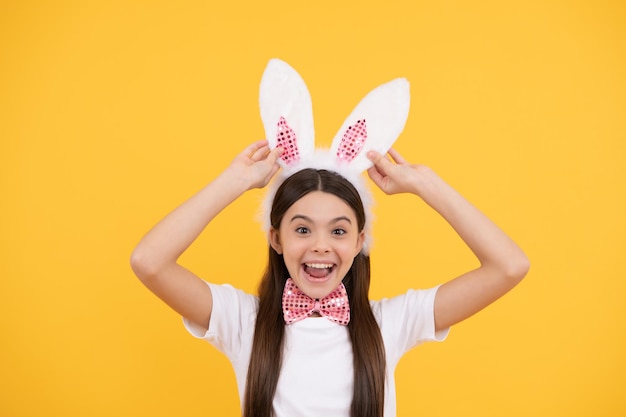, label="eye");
[295,226,310,234]
[332,228,347,236]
